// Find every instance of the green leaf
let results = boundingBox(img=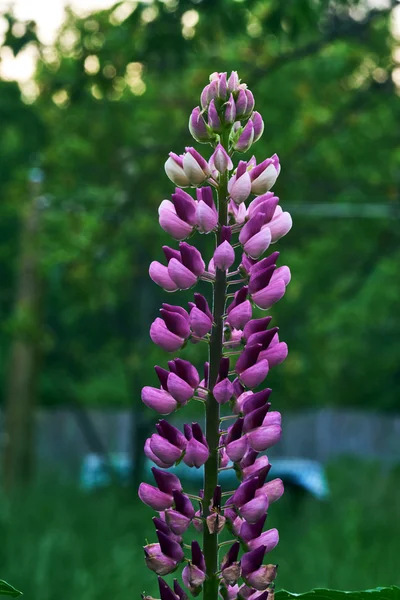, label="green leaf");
[276,587,400,600]
[0,580,22,597]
